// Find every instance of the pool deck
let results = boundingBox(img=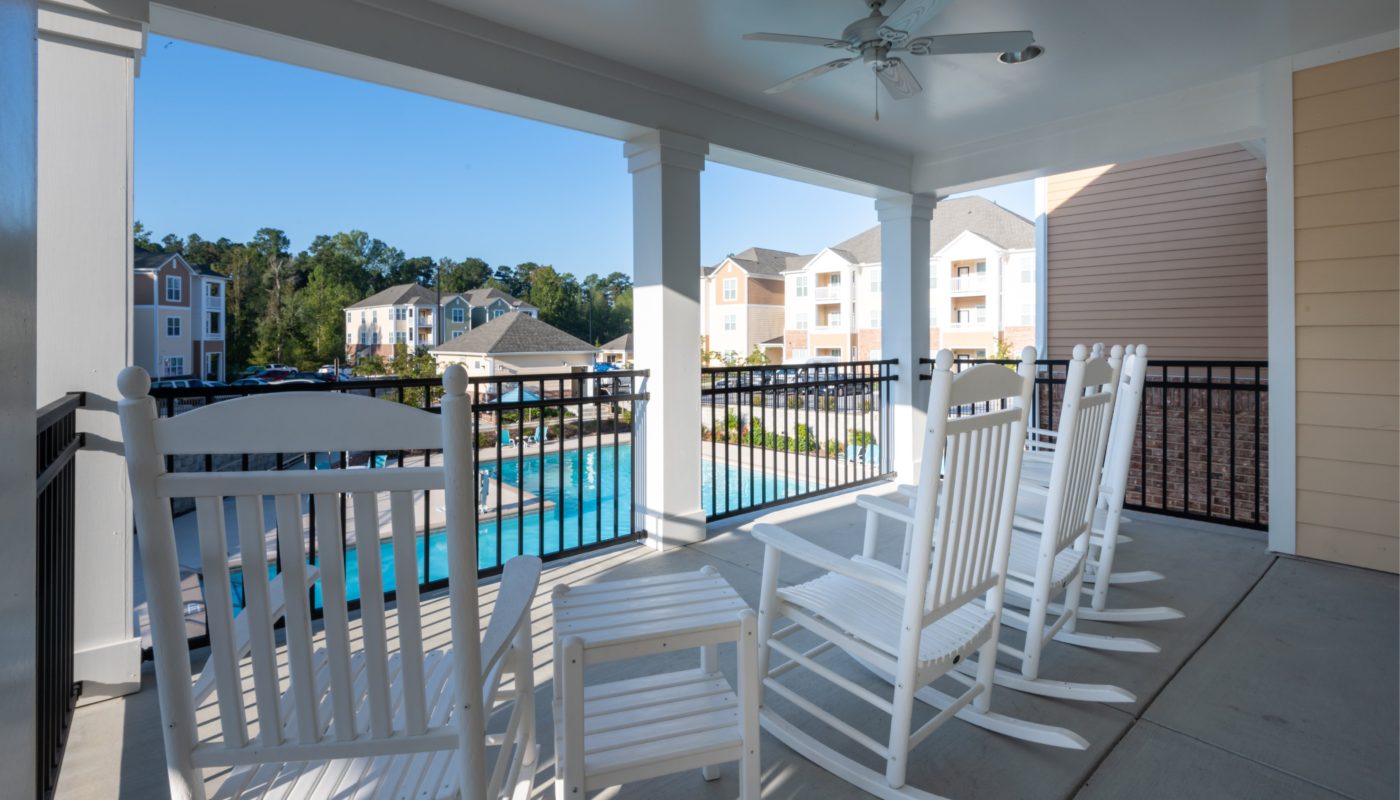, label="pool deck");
[70,484,1398,799]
